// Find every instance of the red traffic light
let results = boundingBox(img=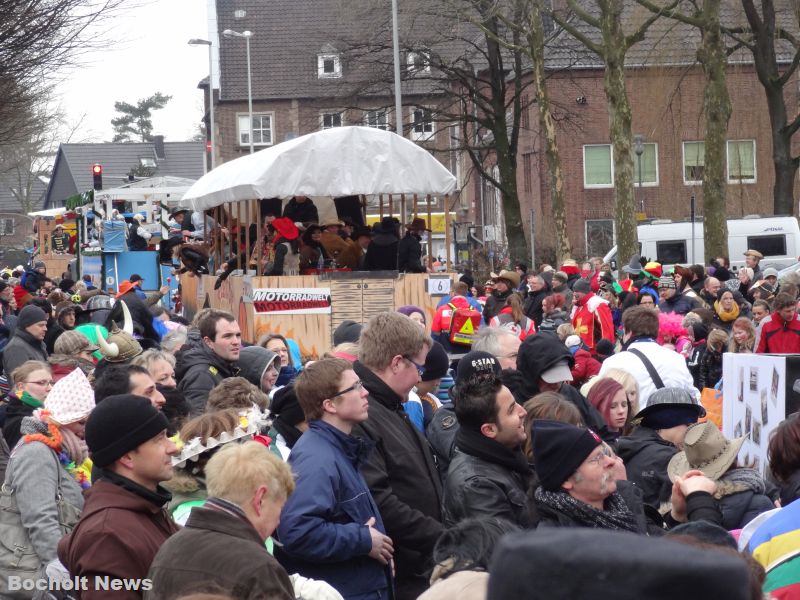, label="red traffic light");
[92,163,102,175]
